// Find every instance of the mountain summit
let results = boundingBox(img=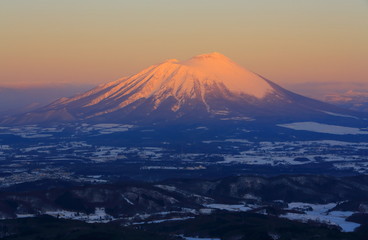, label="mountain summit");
[58,52,274,113]
[5,53,364,125]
